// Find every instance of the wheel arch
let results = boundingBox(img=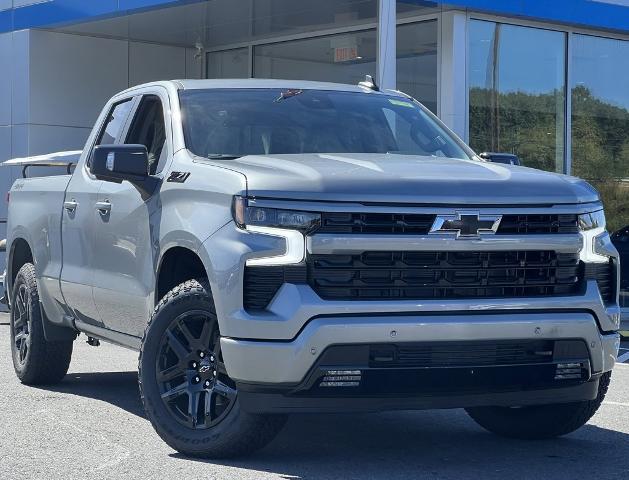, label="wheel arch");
[8,237,33,296]
[155,246,209,304]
